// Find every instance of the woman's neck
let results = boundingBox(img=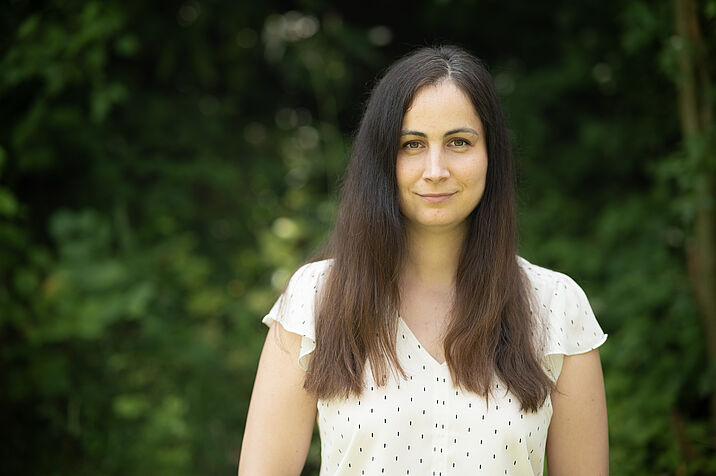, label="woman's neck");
[401,223,466,288]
